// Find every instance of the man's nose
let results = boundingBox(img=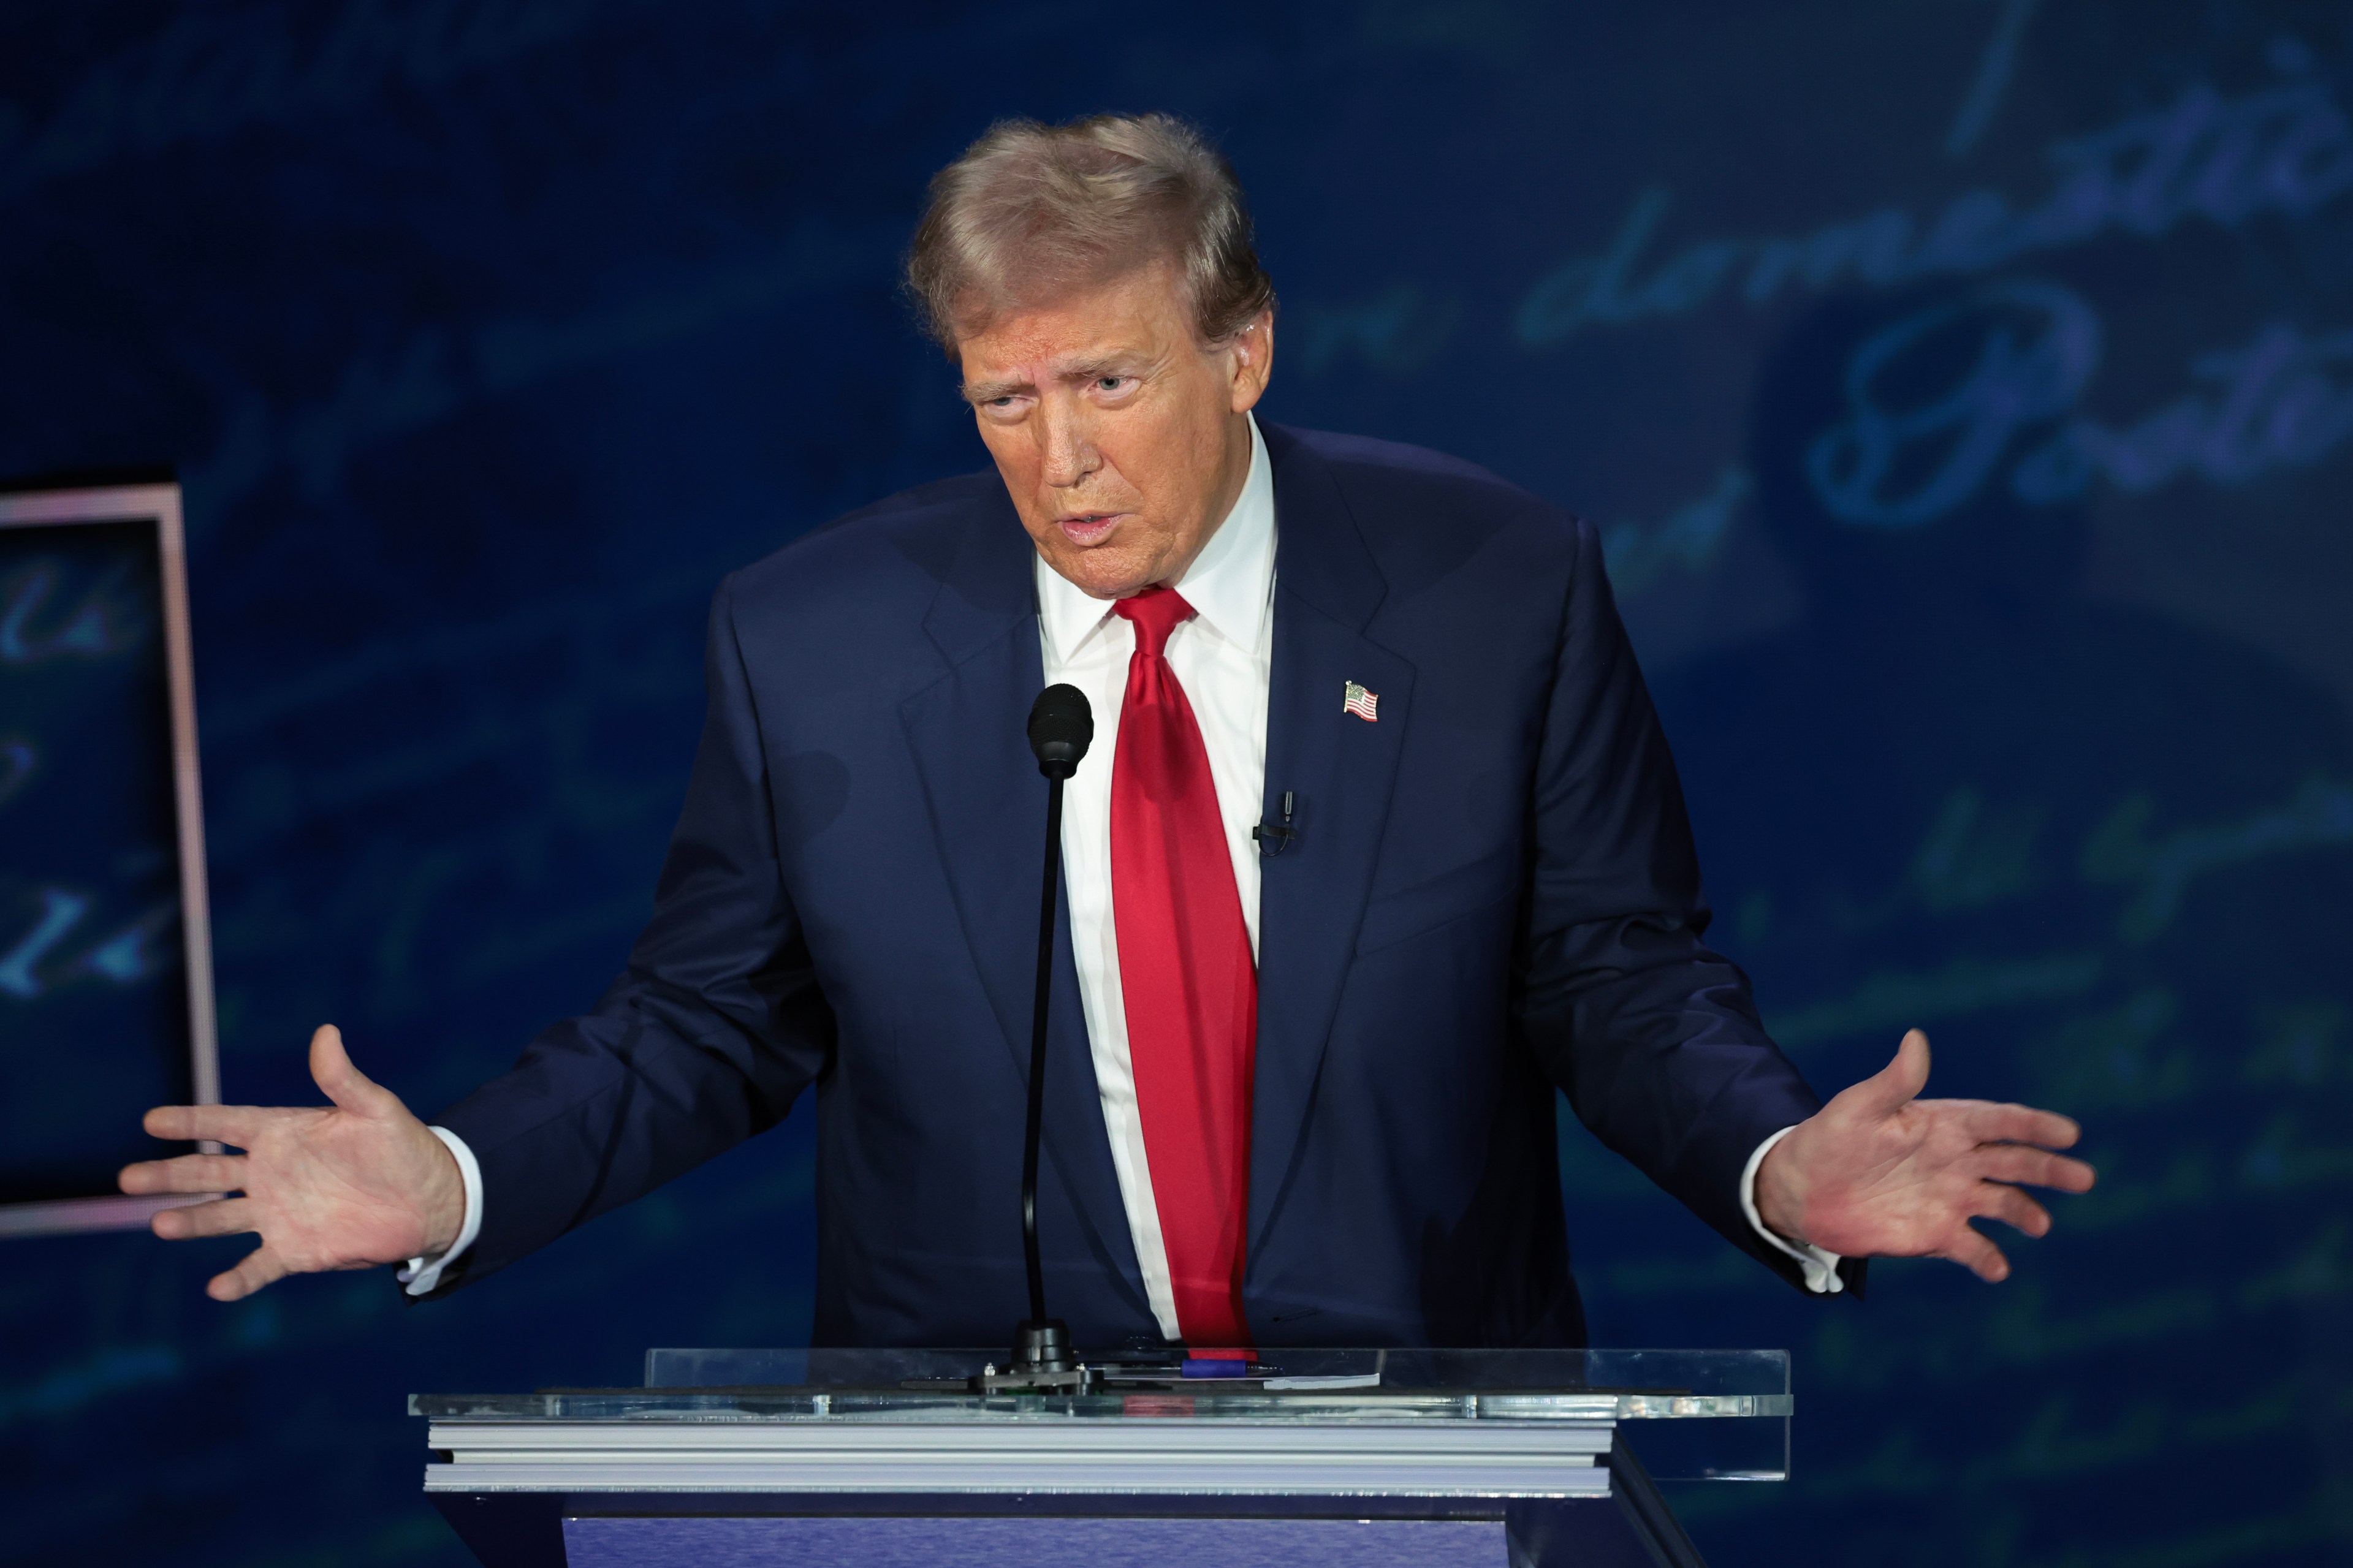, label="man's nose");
[1036,400,1100,489]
